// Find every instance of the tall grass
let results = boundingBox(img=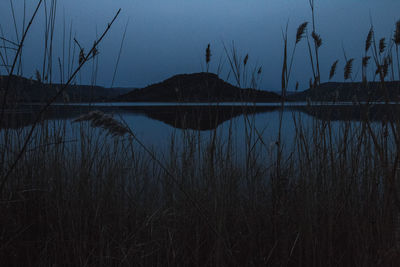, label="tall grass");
[1,0,400,266]
[2,108,400,266]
